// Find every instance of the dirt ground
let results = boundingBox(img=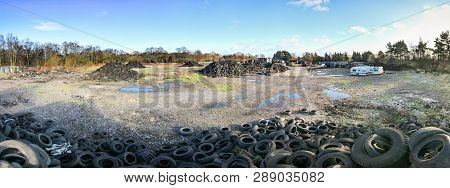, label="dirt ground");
[0,64,448,146]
